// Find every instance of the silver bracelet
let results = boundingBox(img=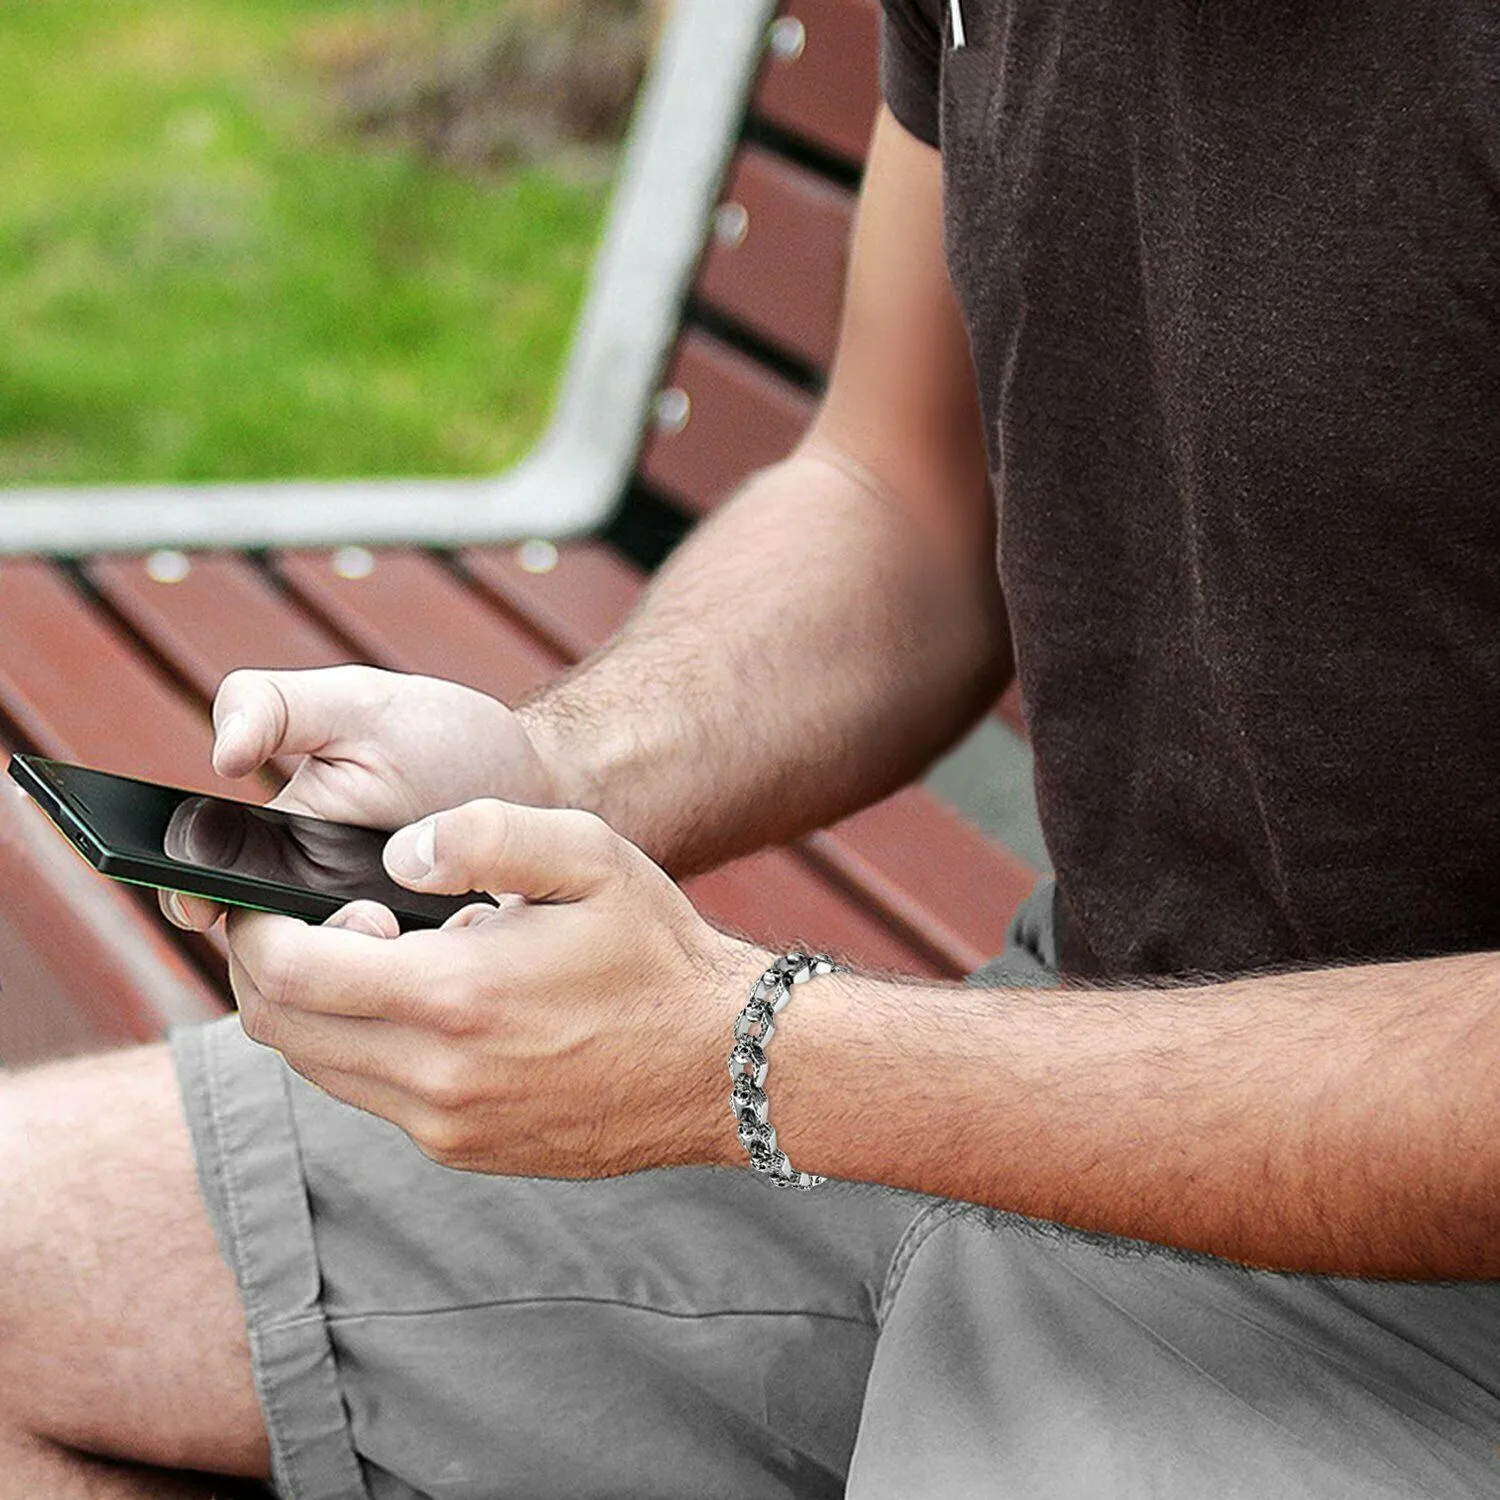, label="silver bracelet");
[729,951,842,1189]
